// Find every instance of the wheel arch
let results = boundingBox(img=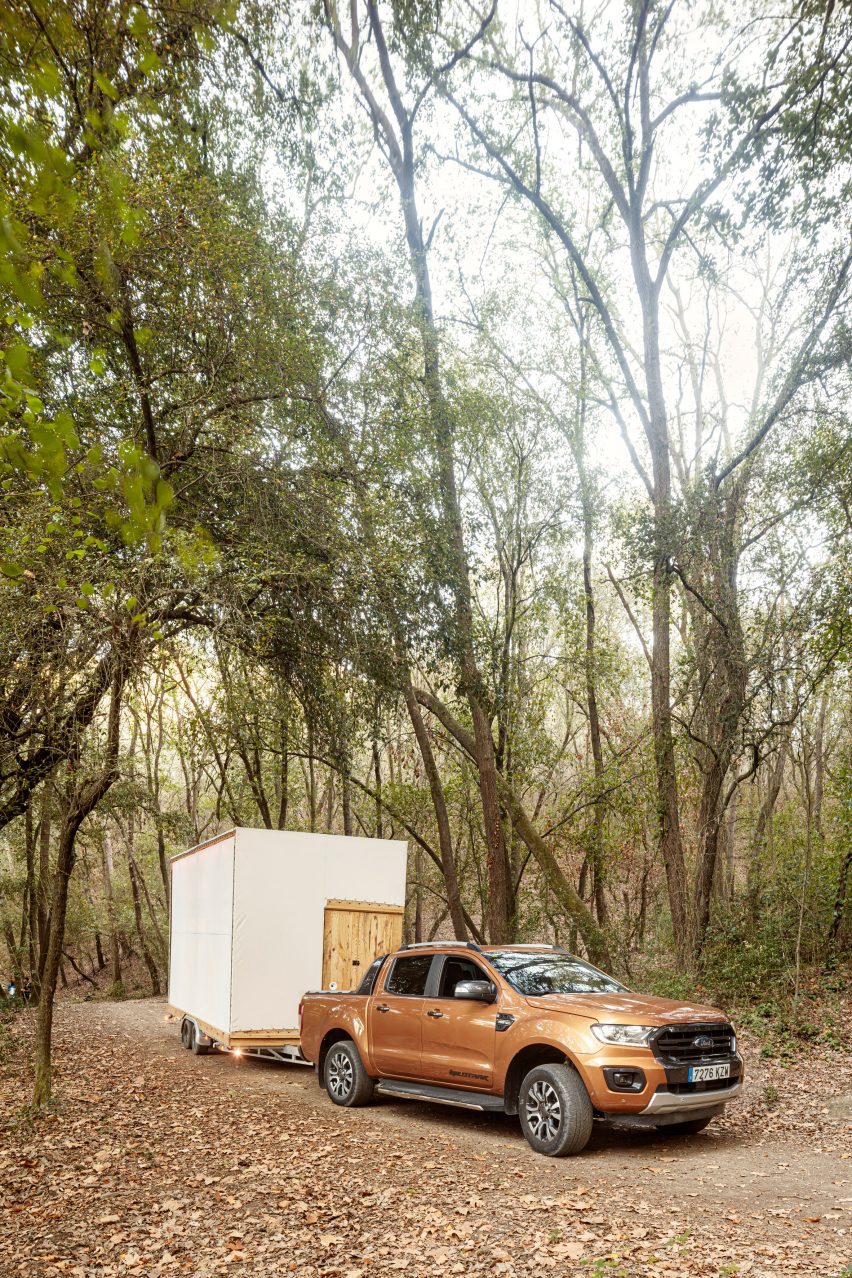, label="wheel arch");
[317,1027,354,1088]
[503,1042,578,1115]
